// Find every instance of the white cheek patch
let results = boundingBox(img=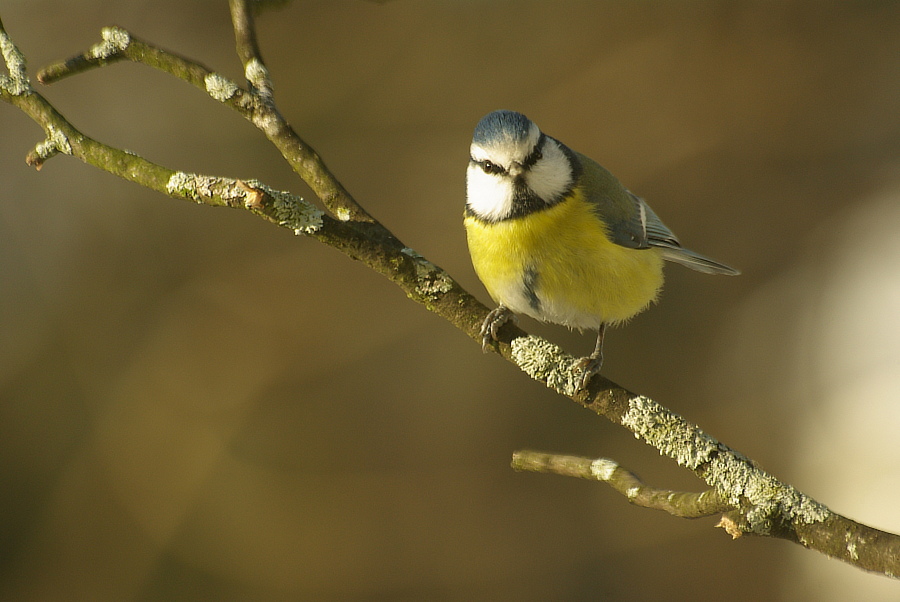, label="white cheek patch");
[466,164,514,221]
[525,138,572,203]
